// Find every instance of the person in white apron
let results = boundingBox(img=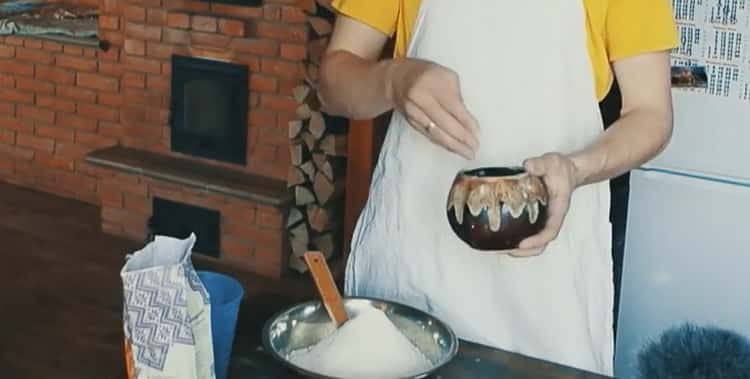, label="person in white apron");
[319,1,675,375]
